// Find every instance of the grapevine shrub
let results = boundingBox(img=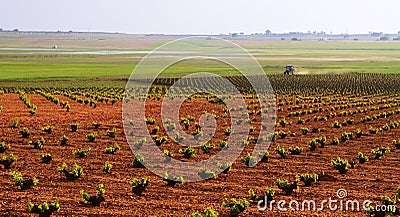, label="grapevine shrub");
[12,118,19,128]
[80,184,105,206]
[288,146,303,155]
[371,147,390,160]
[42,126,54,134]
[275,178,299,195]
[92,122,101,129]
[258,150,269,162]
[198,169,217,180]
[298,173,318,186]
[20,127,30,138]
[86,133,97,142]
[0,153,17,169]
[274,146,286,158]
[241,153,257,167]
[179,147,196,158]
[0,141,10,153]
[130,177,150,196]
[72,147,92,158]
[106,127,117,138]
[102,162,112,174]
[217,162,232,174]
[29,137,45,149]
[191,207,219,217]
[105,144,120,154]
[200,142,214,154]
[57,162,83,181]
[134,138,146,149]
[163,172,184,187]
[28,199,59,216]
[331,157,349,174]
[357,152,369,164]
[163,149,174,162]
[133,154,145,168]
[70,123,79,132]
[39,153,52,163]
[60,135,69,146]
[222,198,249,217]
[9,171,38,190]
